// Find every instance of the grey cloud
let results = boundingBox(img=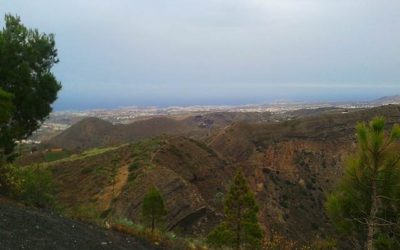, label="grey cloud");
[0,0,399,109]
